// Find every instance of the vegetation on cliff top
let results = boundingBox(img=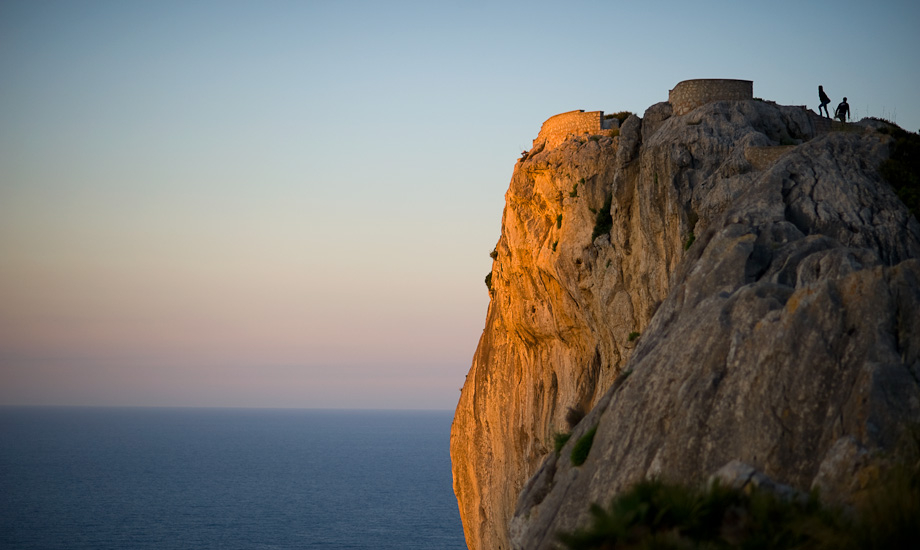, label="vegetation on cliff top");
[878,123,920,219]
[605,111,634,123]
